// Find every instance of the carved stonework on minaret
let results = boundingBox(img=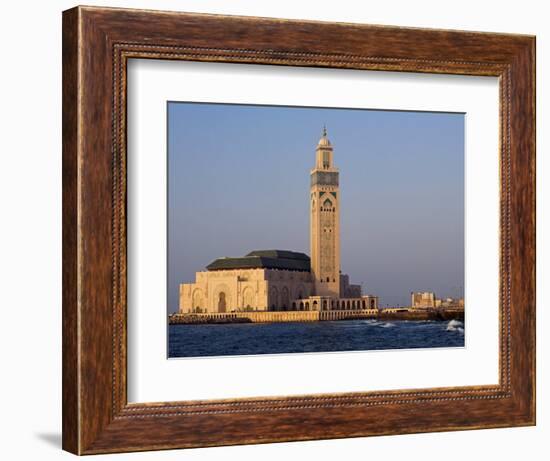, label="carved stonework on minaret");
[310,127,341,298]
